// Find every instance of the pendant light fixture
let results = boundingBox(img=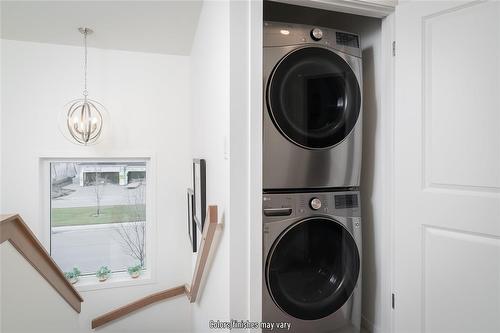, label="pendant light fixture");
[60,27,107,145]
